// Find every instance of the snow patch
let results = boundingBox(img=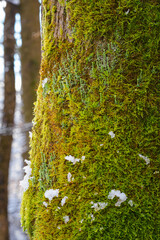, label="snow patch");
[63,215,69,224]
[19,160,32,192]
[108,131,115,138]
[61,196,68,206]
[44,189,59,201]
[65,155,85,164]
[29,131,32,139]
[91,202,108,211]
[42,78,48,88]
[43,201,48,207]
[67,172,72,182]
[138,154,150,165]
[108,189,127,206]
